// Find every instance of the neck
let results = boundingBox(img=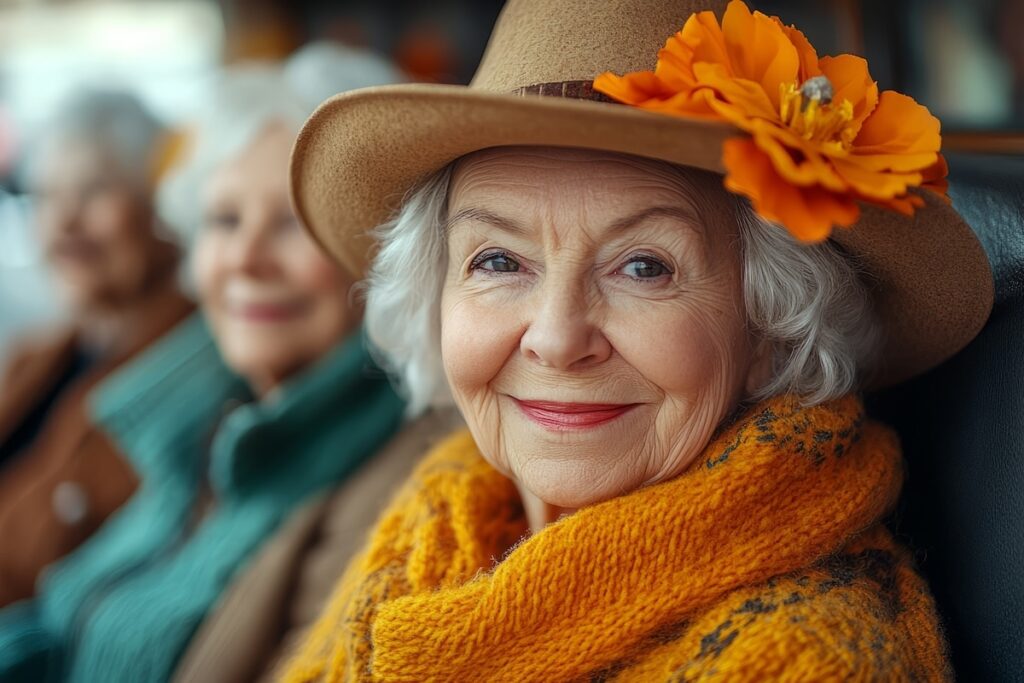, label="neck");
[247,318,365,401]
[518,484,575,534]
[76,268,186,359]
[207,332,405,496]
